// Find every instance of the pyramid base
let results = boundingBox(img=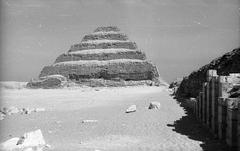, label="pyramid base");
[67,78,162,87]
[27,77,163,89]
